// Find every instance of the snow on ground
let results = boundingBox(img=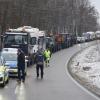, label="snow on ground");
[70,44,100,96]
